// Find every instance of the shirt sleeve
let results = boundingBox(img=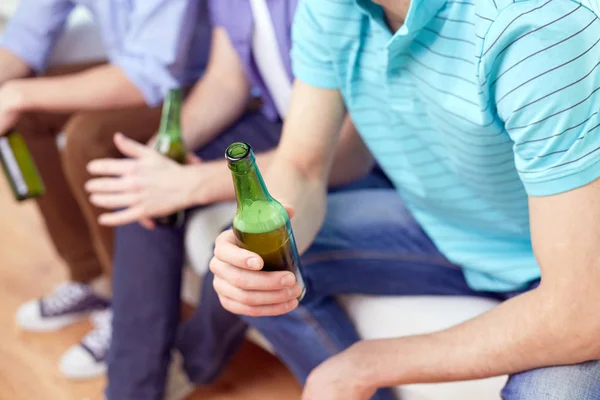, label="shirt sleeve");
[208,0,226,27]
[0,0,75,72]
[290,0,339,89]
[481,2,600,196]
[112,0,204,107]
